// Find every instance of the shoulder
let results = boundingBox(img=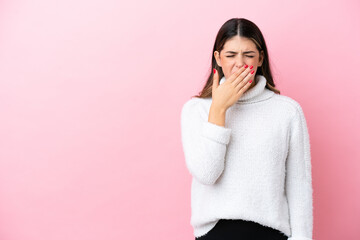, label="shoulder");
[181,97,201,110]
[270,93,306,120]
[181,97,212,117]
